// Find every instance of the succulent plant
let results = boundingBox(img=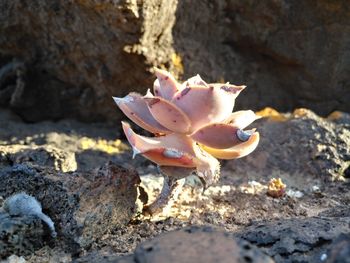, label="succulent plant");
[113,69,260,215]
